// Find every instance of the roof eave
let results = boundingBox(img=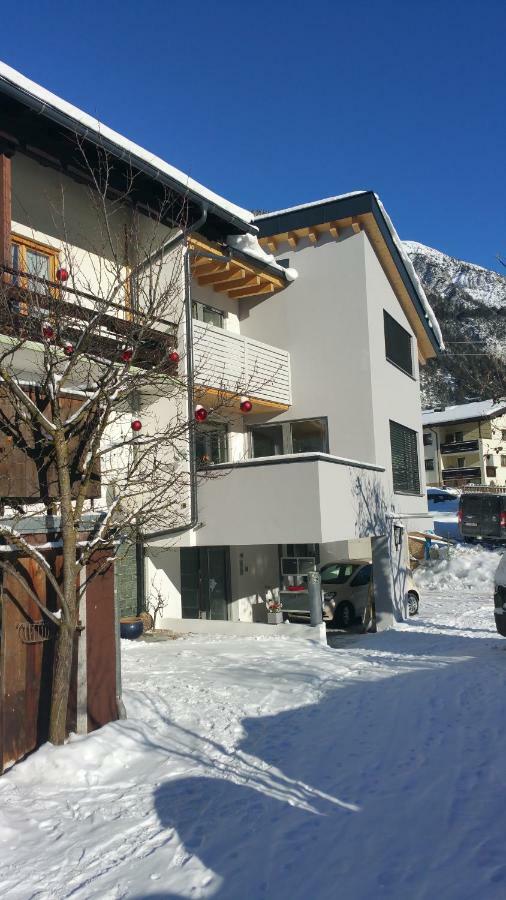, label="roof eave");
[255,192,442,356]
